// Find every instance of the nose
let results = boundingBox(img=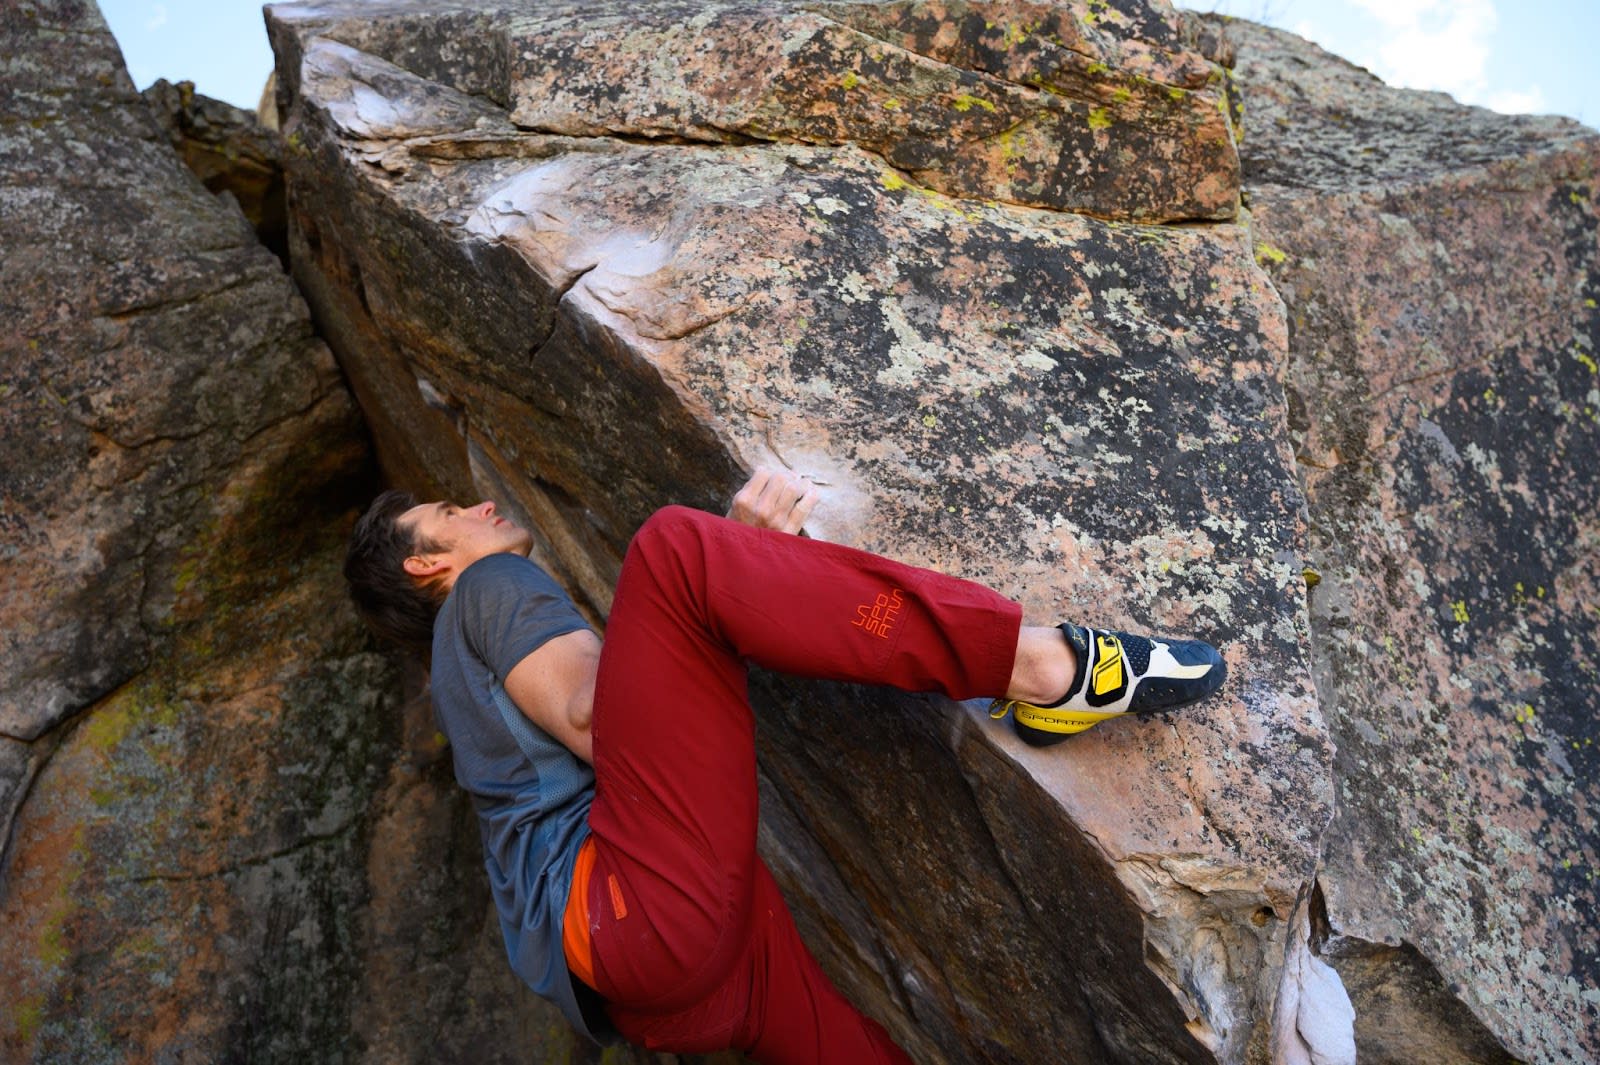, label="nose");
[474,501,496,518]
